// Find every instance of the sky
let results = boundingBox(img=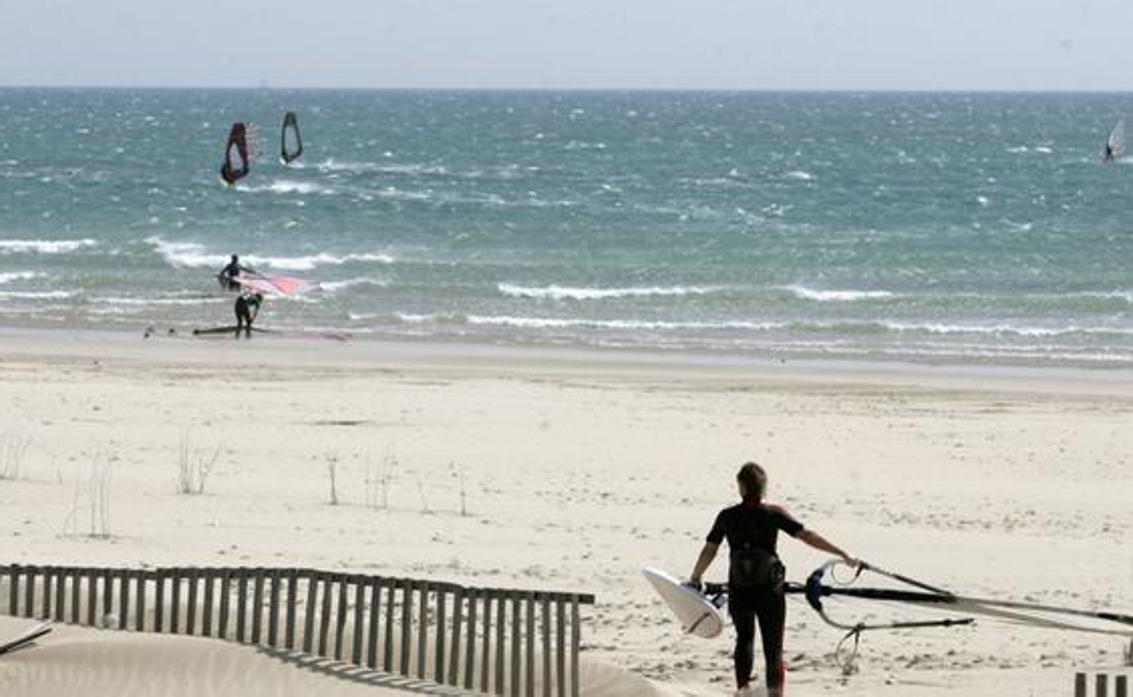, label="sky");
[1,0,1130,91]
